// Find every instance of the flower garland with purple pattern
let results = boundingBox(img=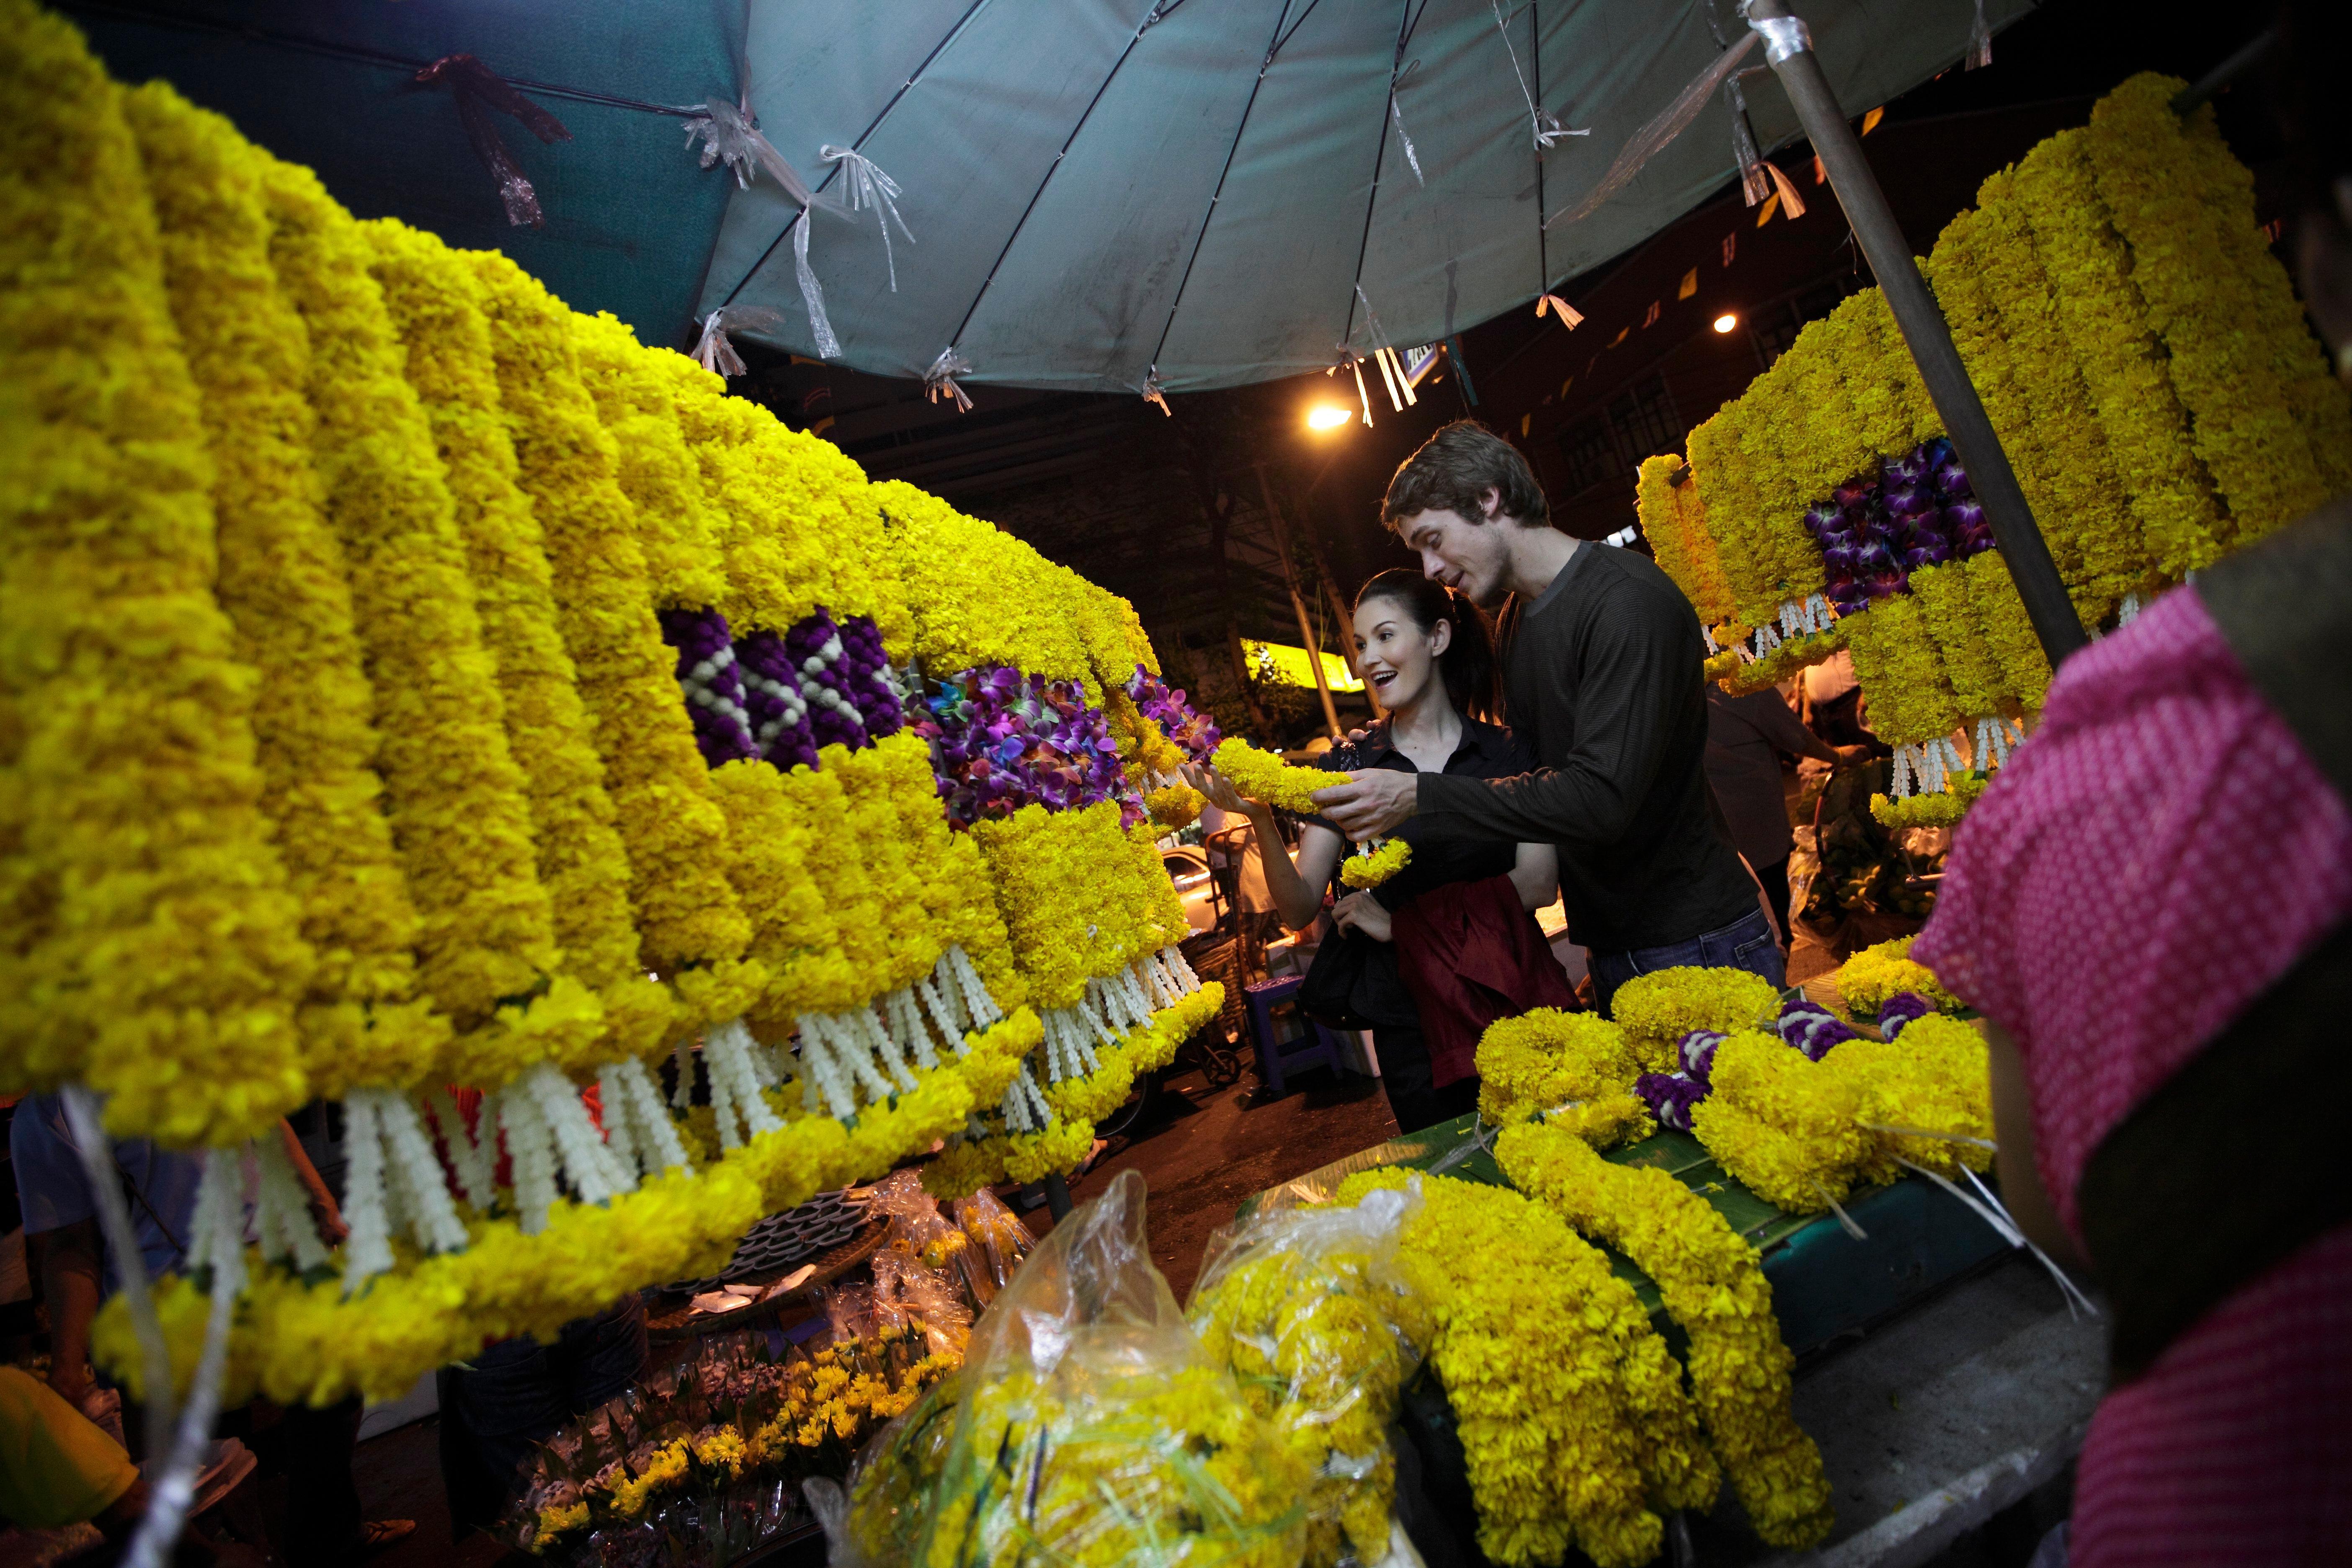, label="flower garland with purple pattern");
[660,607,759,767]
[914,667,1140,831]
[1631,993,1868,1130]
